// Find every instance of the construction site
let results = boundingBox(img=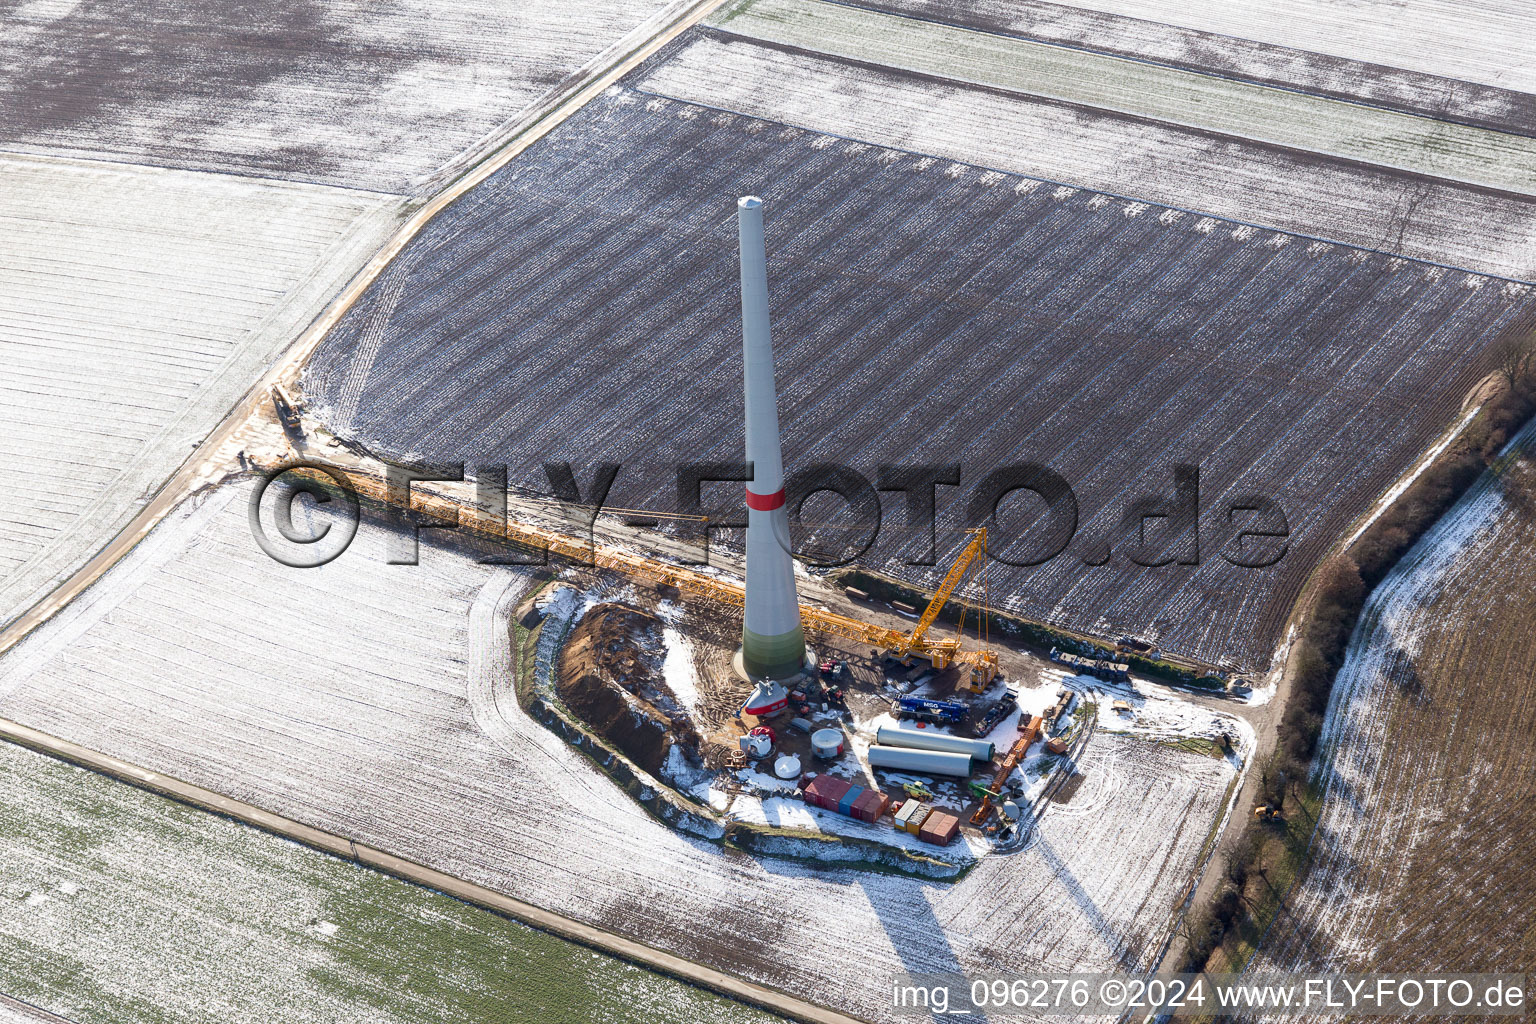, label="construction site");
[537,522,1081,856]
[559,515,1104,830]
[239,196,1249,874]
[0,182,1249,1020]
[6,0,1535,1021]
